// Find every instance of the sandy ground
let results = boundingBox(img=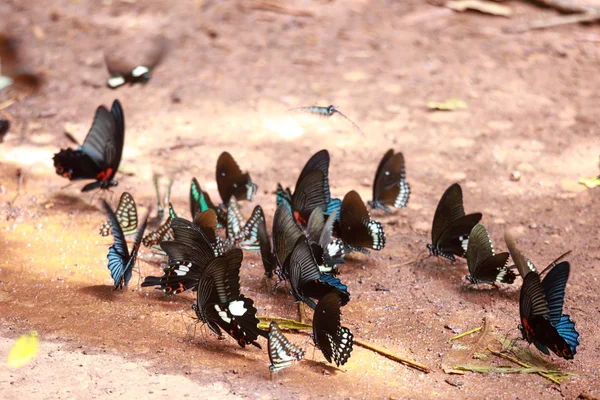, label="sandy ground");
[2,0,600,399]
